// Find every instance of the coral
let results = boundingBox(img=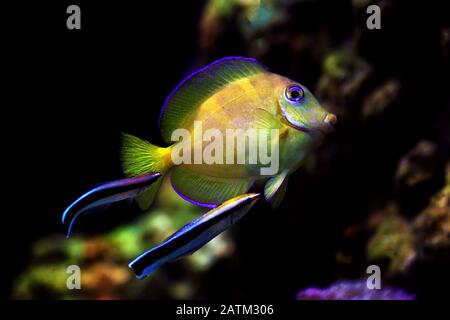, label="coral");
[316,47,371,118]
[413,163,450,256]
[361,78,400,118]
[297,280,415,300]
[367,210,416,275]
[396,141,441,189]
